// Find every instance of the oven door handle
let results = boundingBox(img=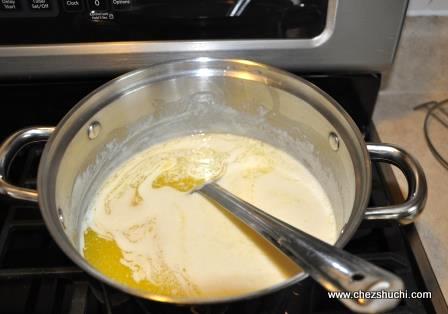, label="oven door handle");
[0,127,55,202]
[364,143,427,224]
